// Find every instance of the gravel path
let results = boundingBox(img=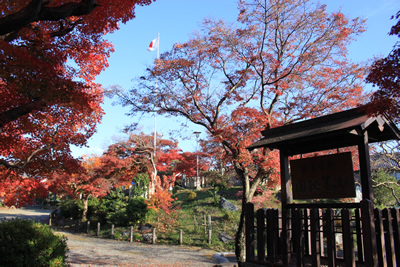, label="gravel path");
[0,206,53,223]
[0,207,235,266]
[58,231,220,267]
